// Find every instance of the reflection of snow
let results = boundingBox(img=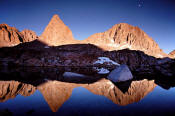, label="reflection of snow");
[63,72,85,78]
[93,57,120,66]
[93,67,110,74]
